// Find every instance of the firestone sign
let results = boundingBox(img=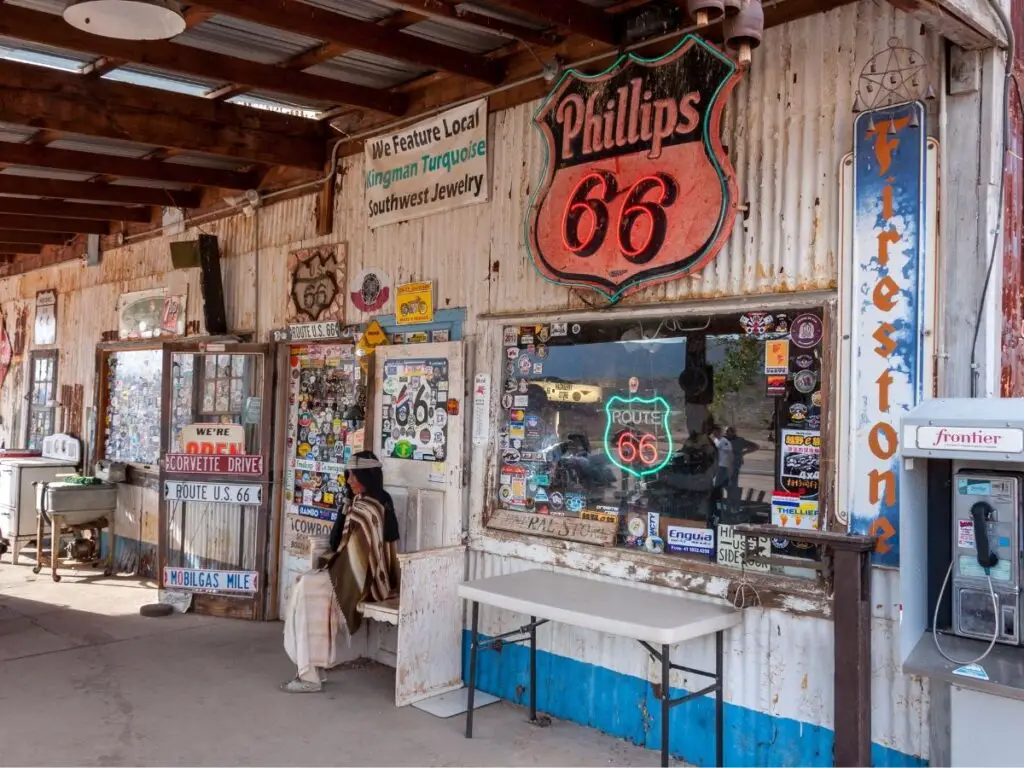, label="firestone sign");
[526,35,741,301]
